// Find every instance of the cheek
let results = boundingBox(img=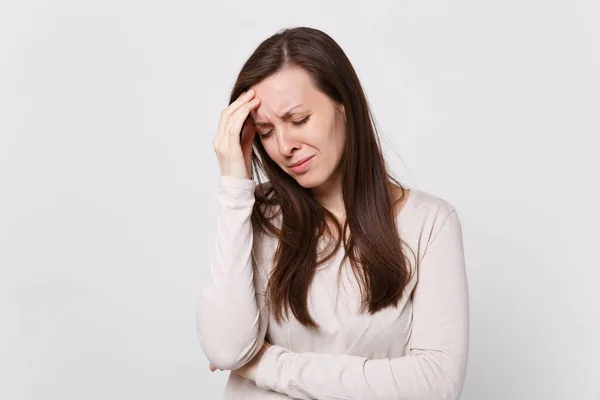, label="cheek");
[324,123,345,153]
[334,122,347,152]
[261,141,282,164]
